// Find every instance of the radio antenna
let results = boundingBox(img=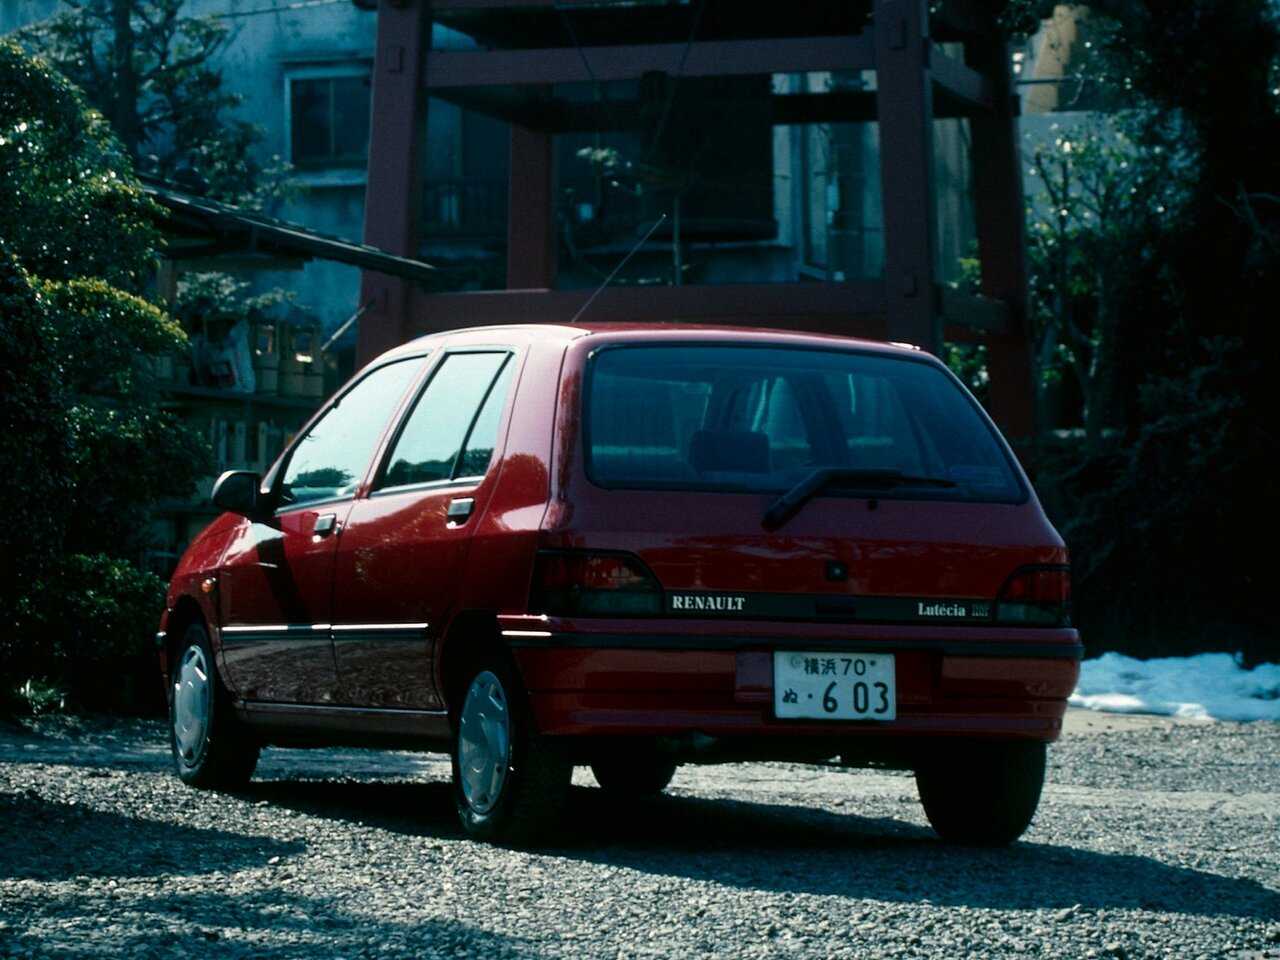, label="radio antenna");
[570,214,667,324]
